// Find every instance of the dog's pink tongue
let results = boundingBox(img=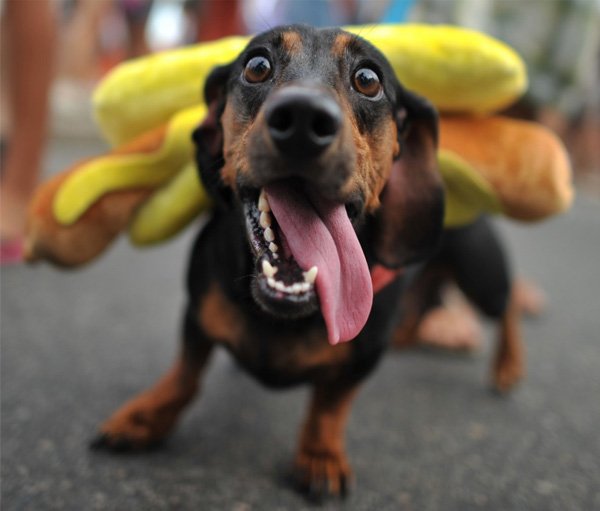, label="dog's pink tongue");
[265,182,373,344]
